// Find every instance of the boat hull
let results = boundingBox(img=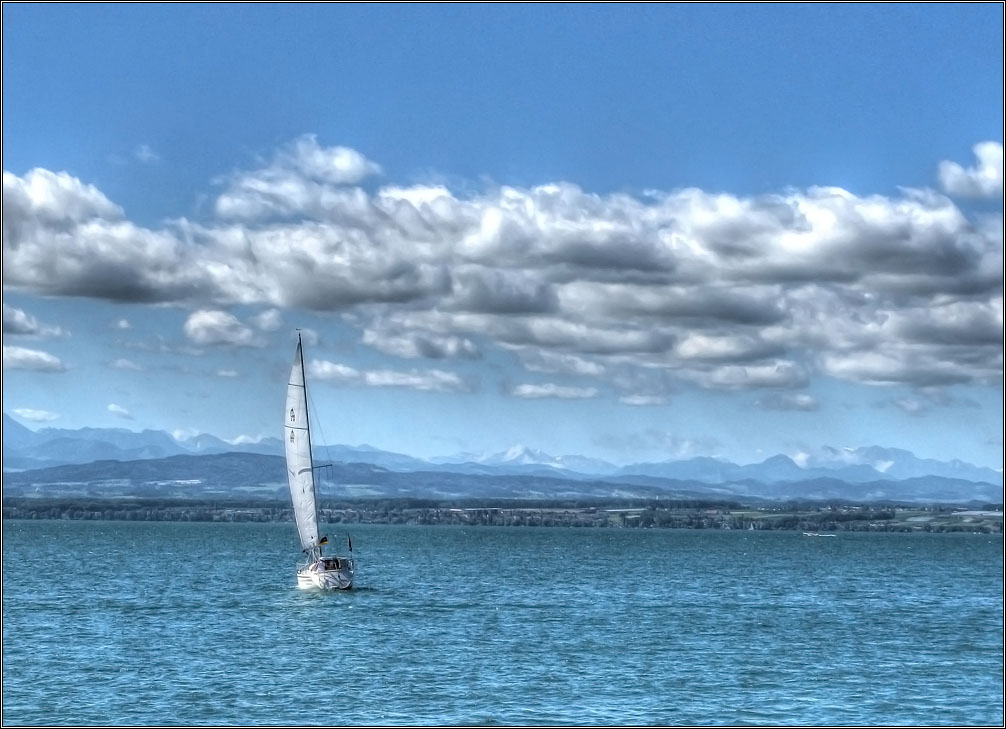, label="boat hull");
[297,565,354,590]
